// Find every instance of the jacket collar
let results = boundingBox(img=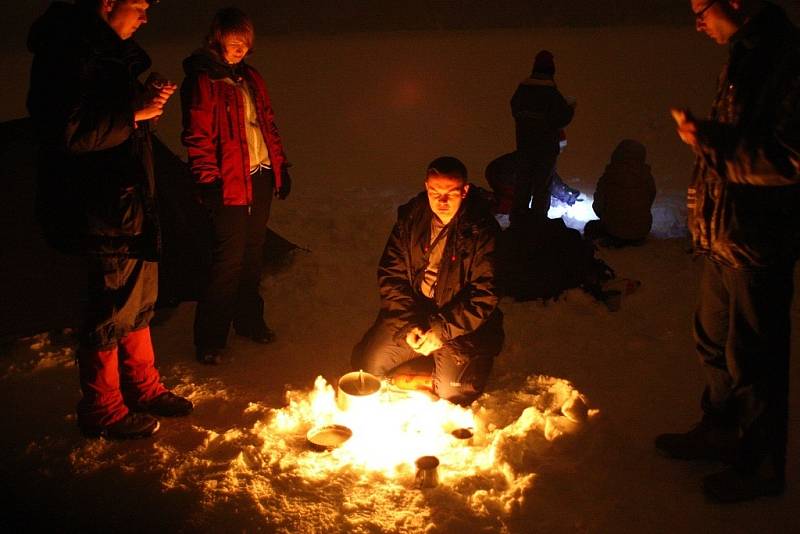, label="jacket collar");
[730,2,793,51]
[183,47,248,82]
